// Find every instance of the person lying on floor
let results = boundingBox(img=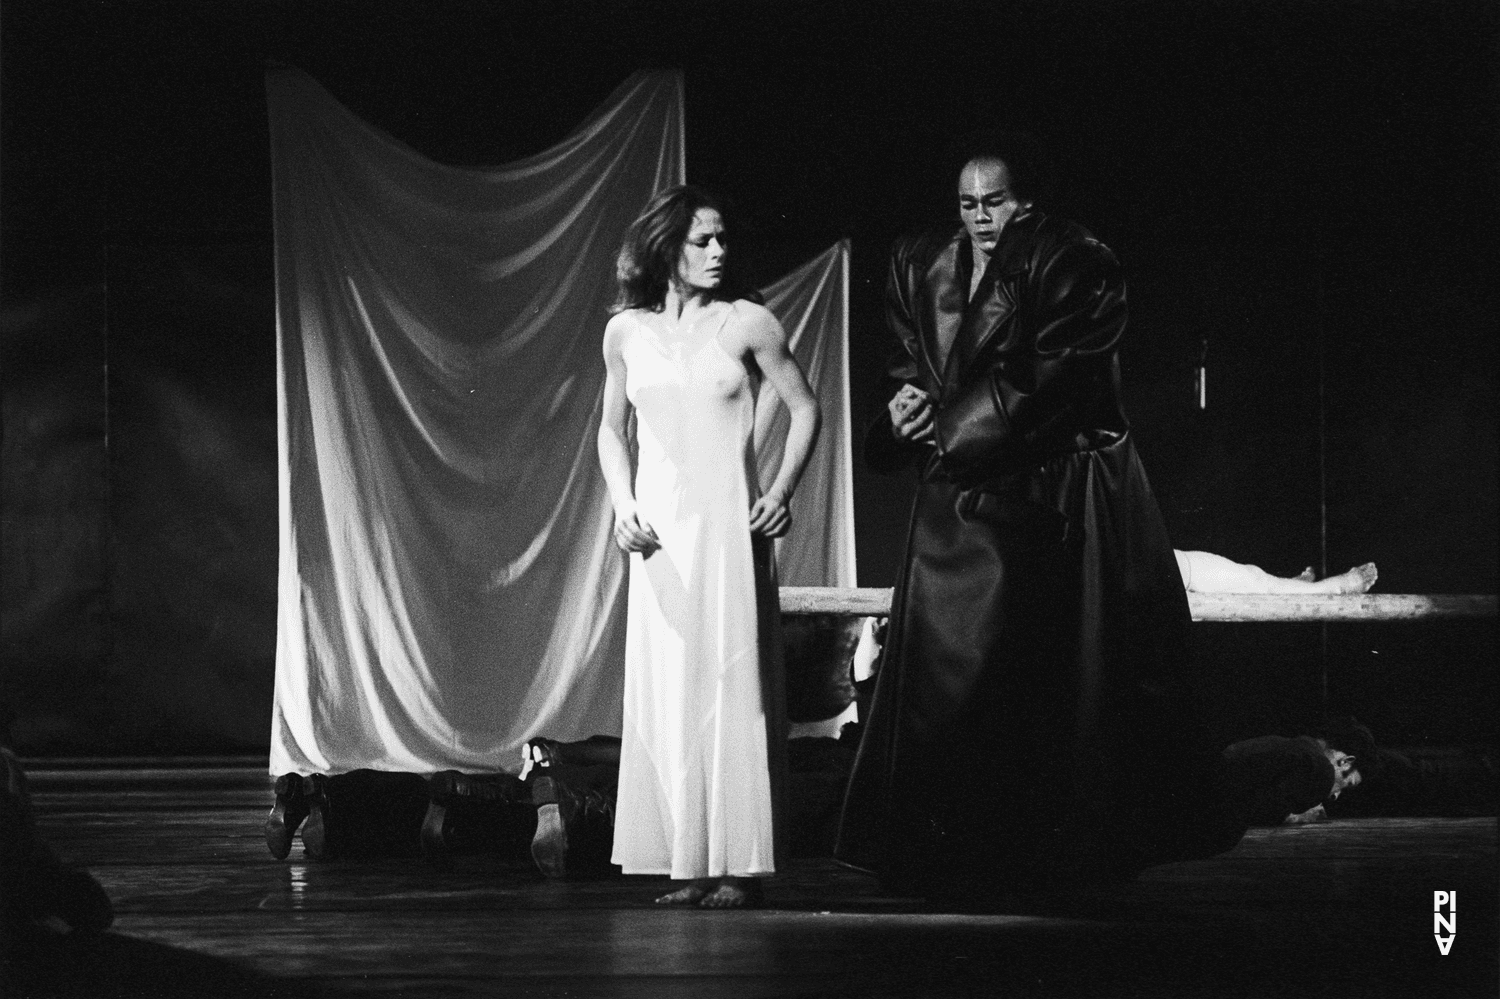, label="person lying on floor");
[1311,716,1497,820]
[264,752,621,873]
[1220,734,1363,830]
[518,733,857,866]
[267,723,1376,874]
